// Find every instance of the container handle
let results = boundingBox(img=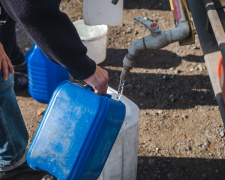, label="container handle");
[84,85,112,98]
